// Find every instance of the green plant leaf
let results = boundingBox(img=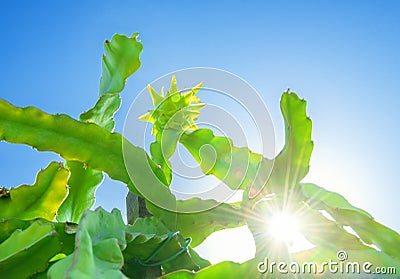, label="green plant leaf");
[0,219,31,243]
[299,206,370,251]
[266,92,313,195]
[48,208,128,279]
[329,209,400,261]
[149,132,176,185]
[124,217,206,273]
[0,99,167,195]
[80,33,143,130]
[162,246,207,275]
[301,183,372,218]
[148,198,246,247]
[245,92,314,253]
[300,183,400,260]
[186,247,211,270]
[99,33,142,96]
[59,33,143,223]
[0,162,69,221]
[80,33,142,130]
[0,221,62,278]
[160,259,262,279]
[30,268,52,279]
[57,161,104,223]
[180,91,312,200]
[0,218,76,255]
[80,94,122,131]
[180,129,272,196]
[50,208,204,278]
